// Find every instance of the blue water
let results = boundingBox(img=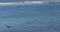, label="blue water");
[0,4,60,32]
